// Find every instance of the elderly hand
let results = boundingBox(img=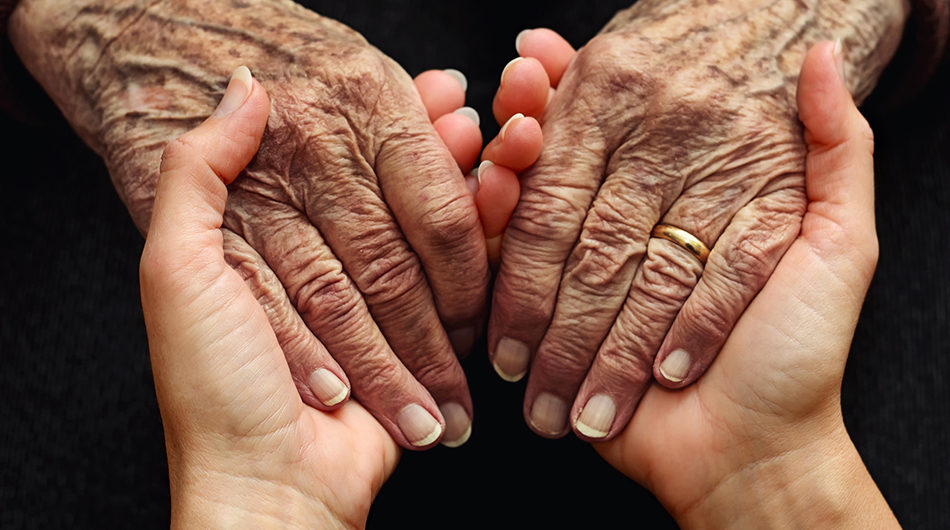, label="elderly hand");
[141,68,399,528]
[10,0,488,448]
[595,41,898,527]
[487,0,907,440]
